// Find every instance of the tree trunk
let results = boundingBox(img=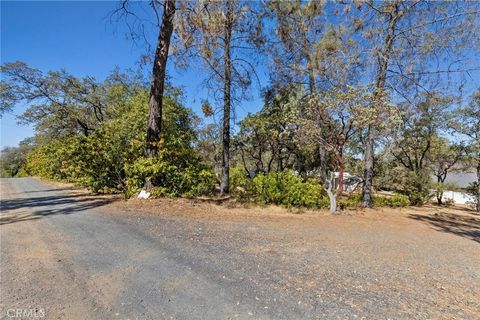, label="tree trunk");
[319,144,328,184]
[303,39,329,185]
[145,0,176,160]
[336,156,344,197]
[325,172,336,213]
[220,0,233,195]
[307,62,328,184]
[436,192,443,205]
[435,175,445,205]
[362,6,399,207]
[144,0,176,191]
[476,161,480,212]
[361,125,375,206]
[306,56,316,96]
[297,153,307,176]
